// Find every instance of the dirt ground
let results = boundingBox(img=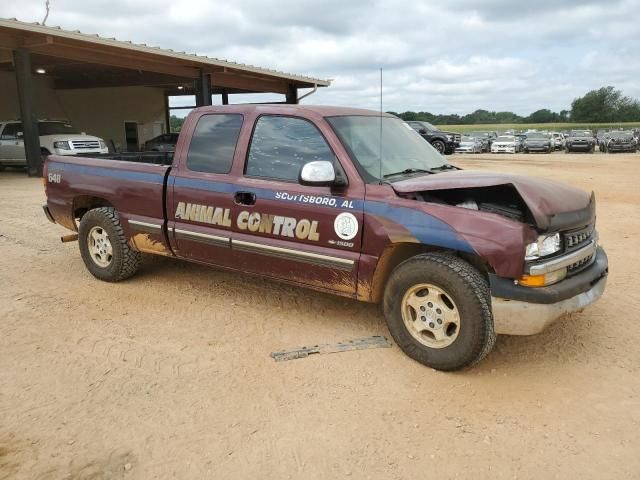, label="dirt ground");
[1,151,639,480]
